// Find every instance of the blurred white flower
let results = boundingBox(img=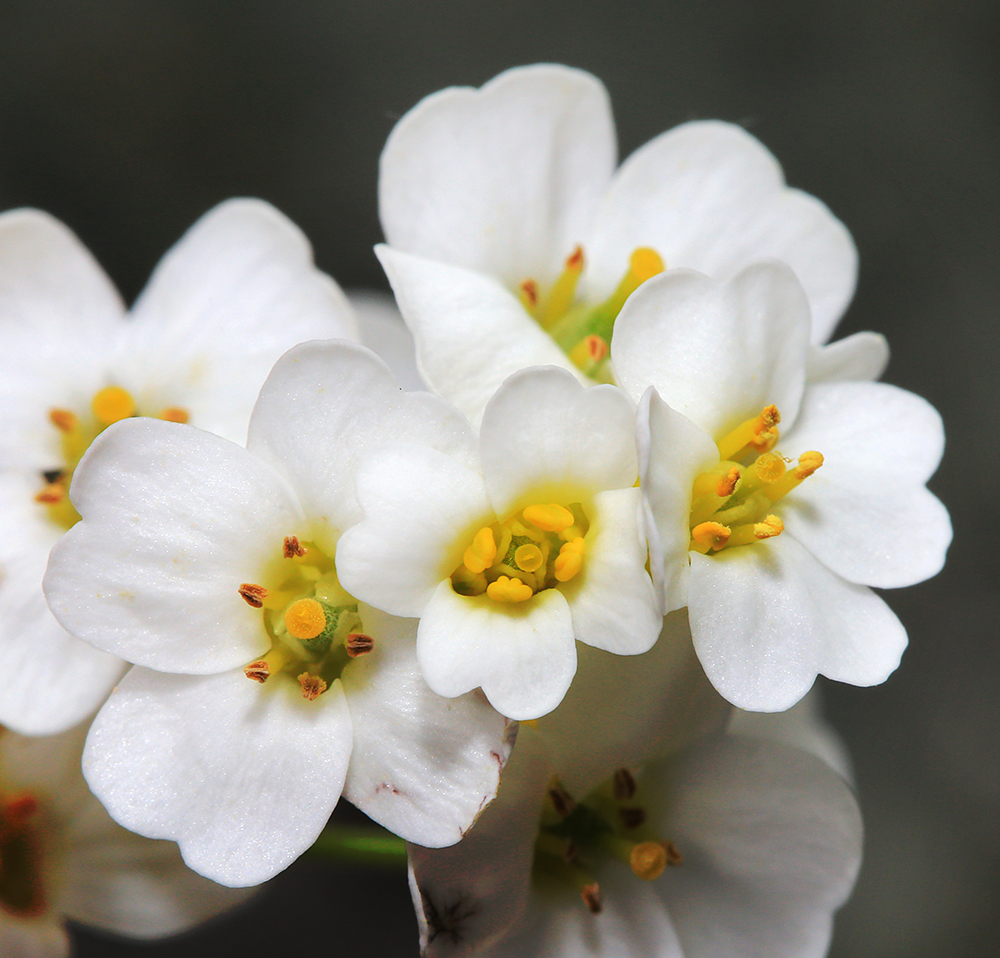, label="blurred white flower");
[0,199,358,736]
[0,722,250,957]
[43,342,511,886]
